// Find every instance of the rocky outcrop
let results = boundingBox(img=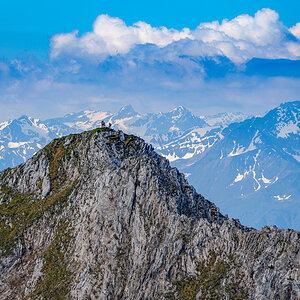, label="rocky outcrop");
[0,128,299,299]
